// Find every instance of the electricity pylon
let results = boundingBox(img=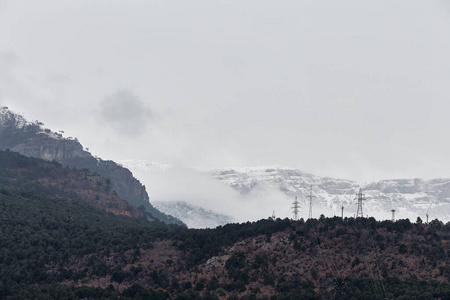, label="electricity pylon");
[292,196,300,221]
[306,185,316,219]
[355,188,365,218]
